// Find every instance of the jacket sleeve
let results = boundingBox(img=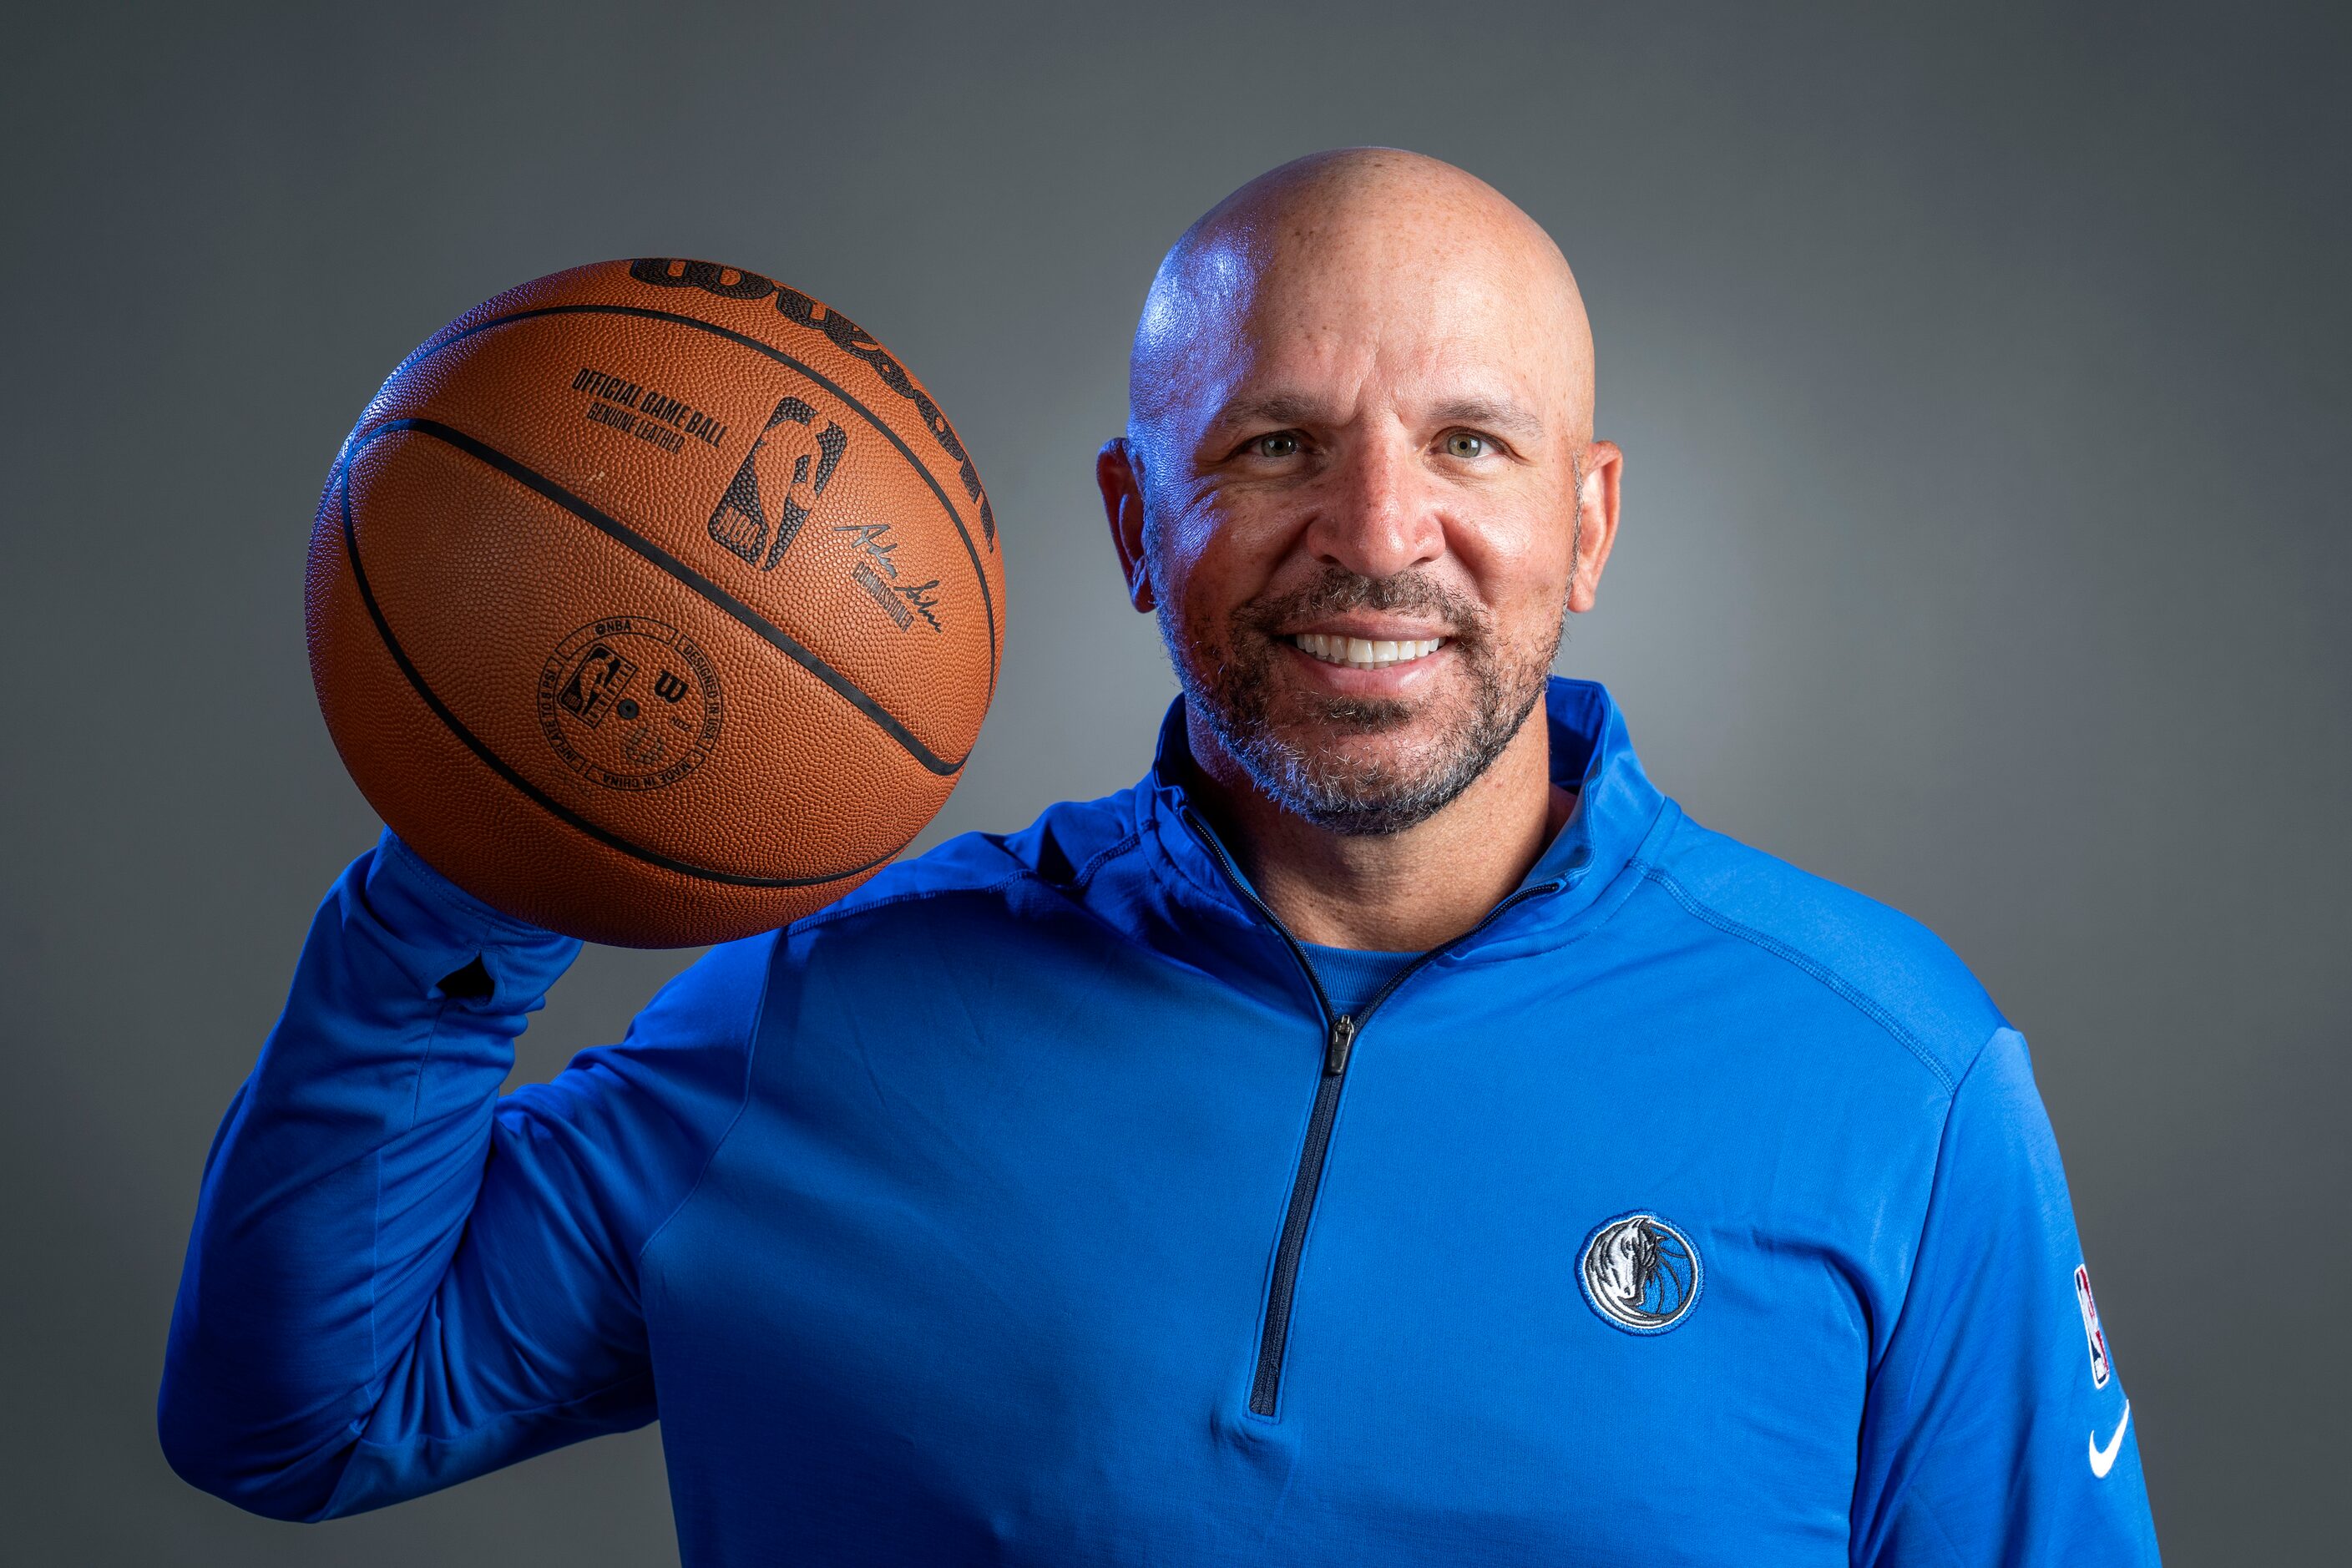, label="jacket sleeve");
[1850,1027,2160,1565]
[157,830,766,1520]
